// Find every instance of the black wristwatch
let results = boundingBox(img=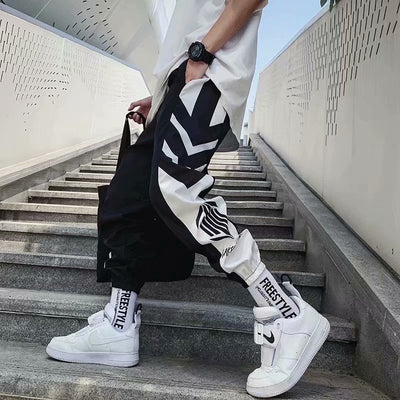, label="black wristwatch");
[188,41,215,65]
